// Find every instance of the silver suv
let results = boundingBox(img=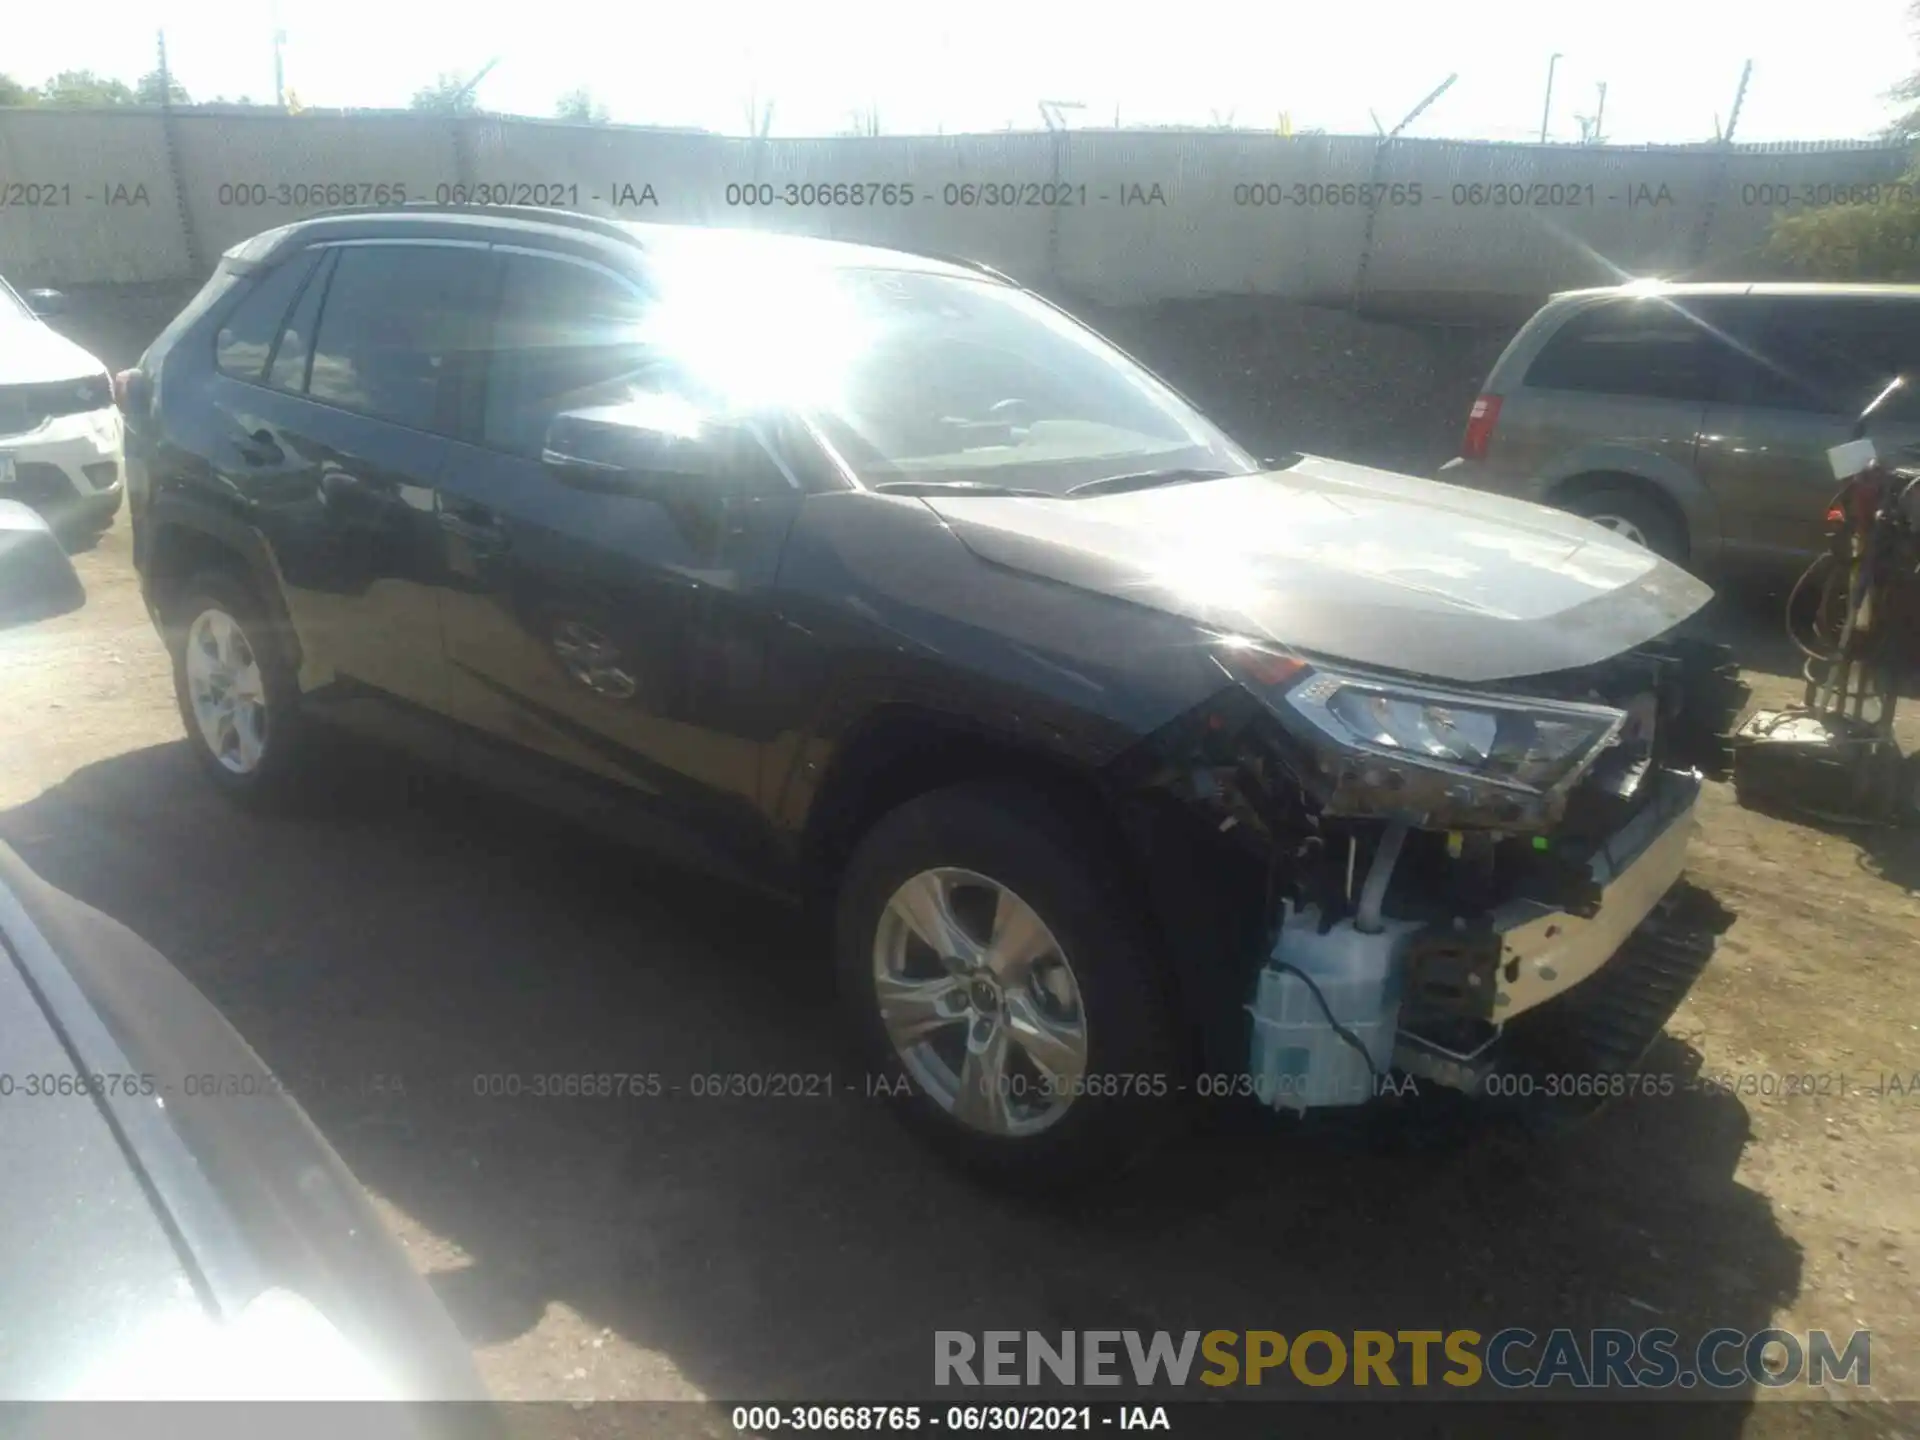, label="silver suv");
[1439,281,1920,576]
